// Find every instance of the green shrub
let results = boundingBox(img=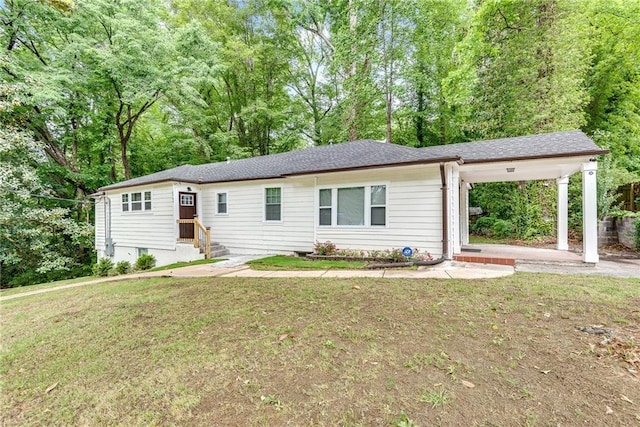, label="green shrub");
[492,219,515,239]
[314,240,337,255]
[93,258,114,277]
[115,261,131,275]
[135,254,156,271]
[634,218,640,251]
